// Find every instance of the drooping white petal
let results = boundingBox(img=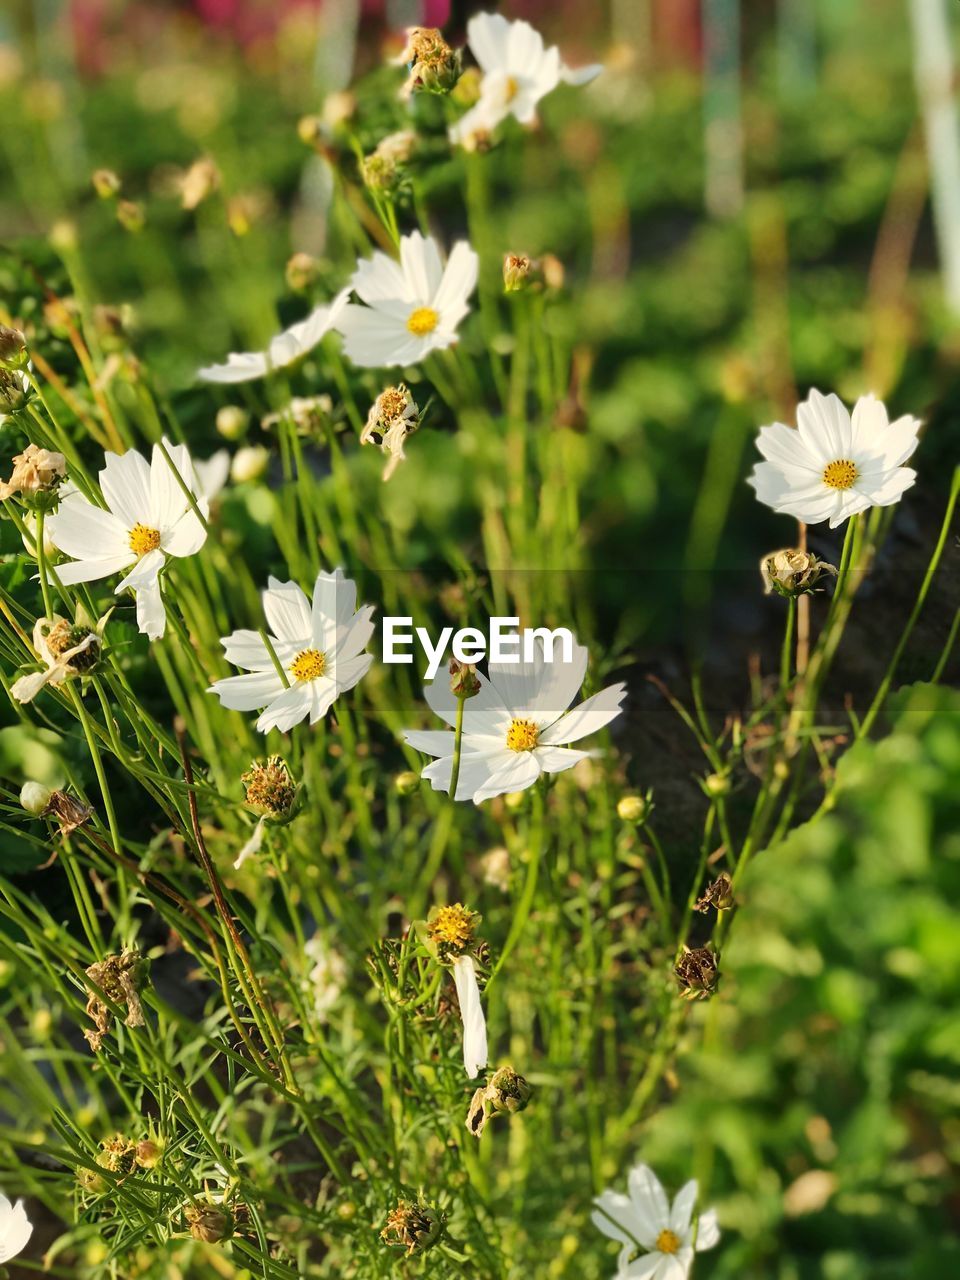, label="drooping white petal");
[134,574,166,640]
[116,548,165,594]
[234,815,267,869]
[561,61,603,85]
[197,291,349,383]
[197,350,269,383]
[452,954,487,1078]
